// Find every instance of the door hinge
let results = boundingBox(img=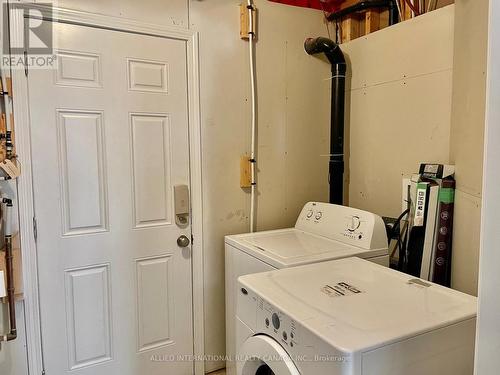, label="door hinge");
[191,234,194,245]
[33,217,37,241]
